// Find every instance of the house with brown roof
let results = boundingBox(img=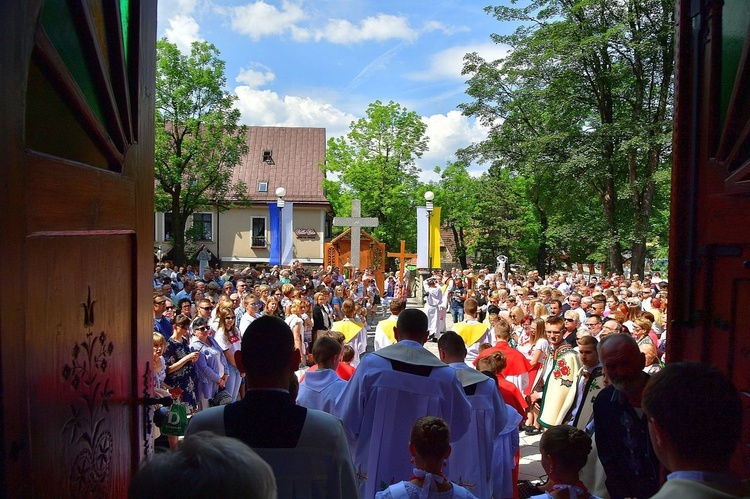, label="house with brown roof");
[154,126,333,266]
